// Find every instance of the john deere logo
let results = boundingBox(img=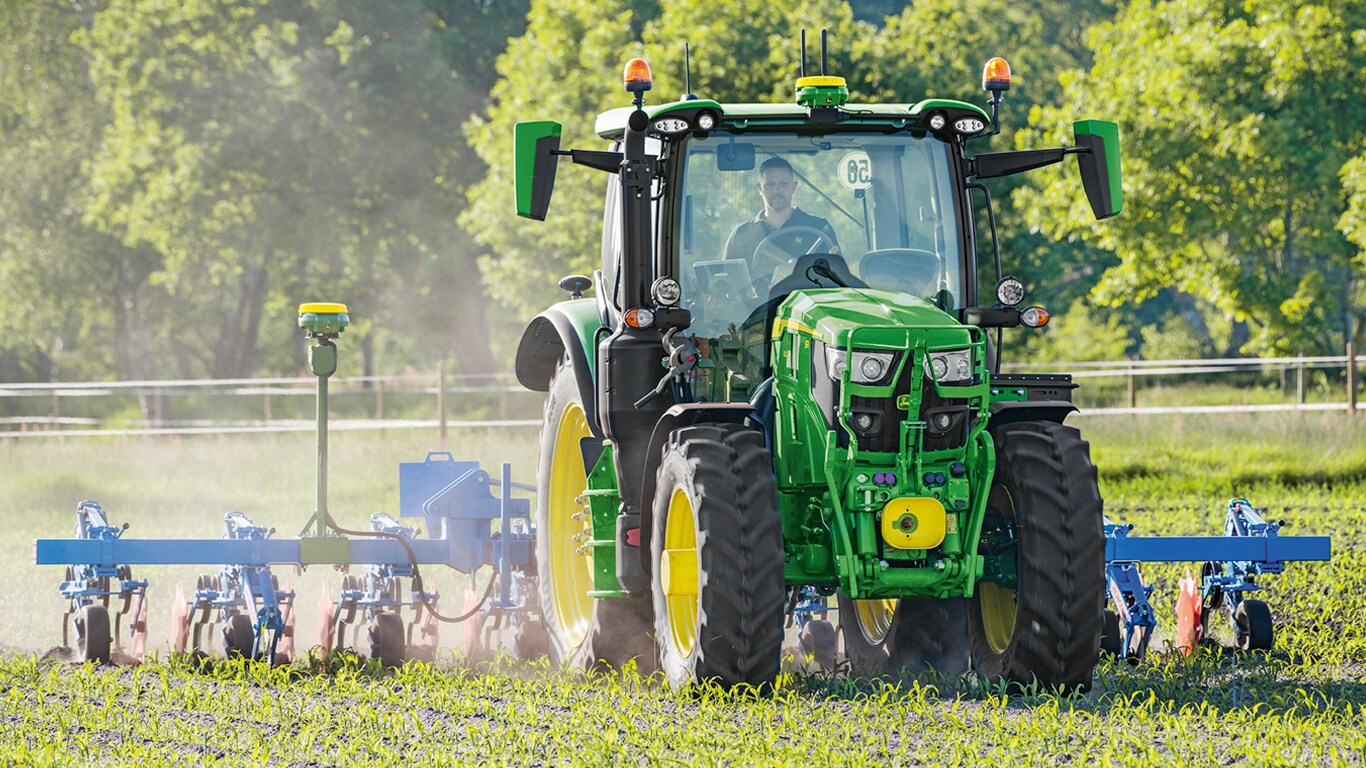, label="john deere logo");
[896,394,912,410]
